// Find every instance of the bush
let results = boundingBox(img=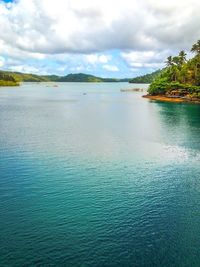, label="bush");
[188,85,200,93]
[148,76,200,96]
[0,80,19,86]
[148,78,169,95]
